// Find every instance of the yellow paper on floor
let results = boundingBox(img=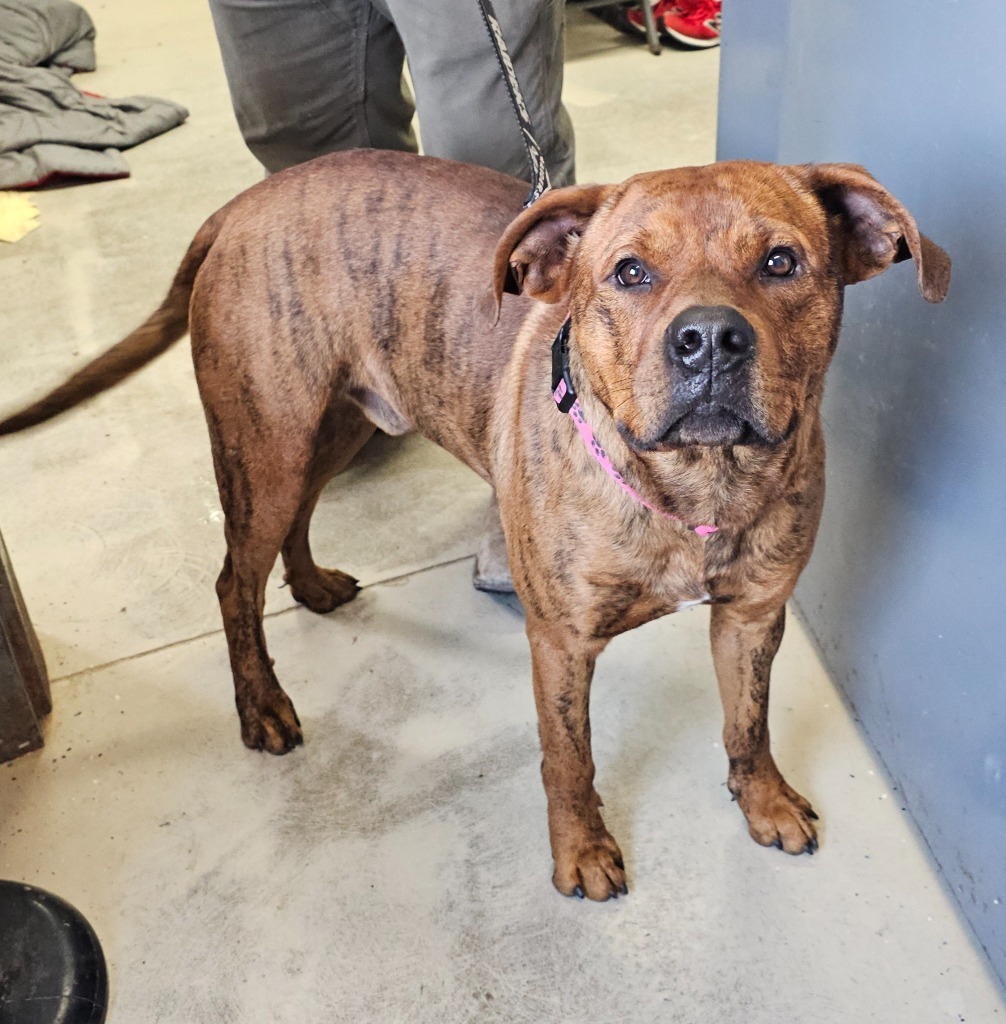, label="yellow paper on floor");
[0,192,40,243]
